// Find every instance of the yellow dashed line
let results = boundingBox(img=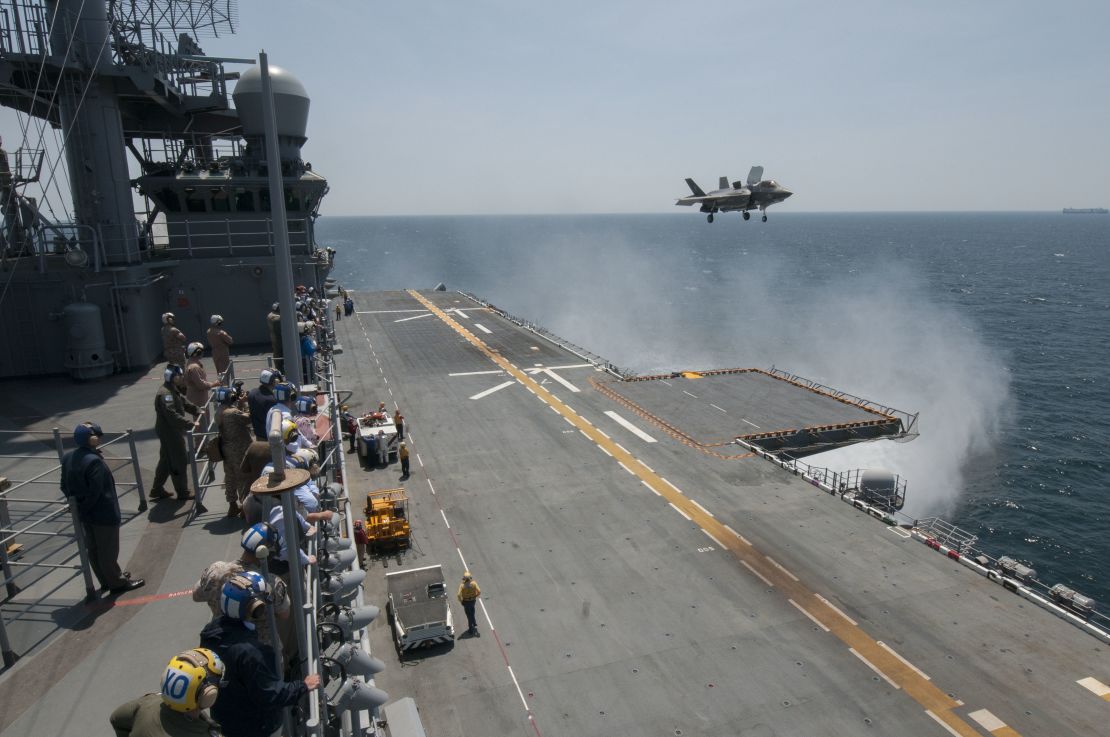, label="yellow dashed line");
[407,289,1013,737]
